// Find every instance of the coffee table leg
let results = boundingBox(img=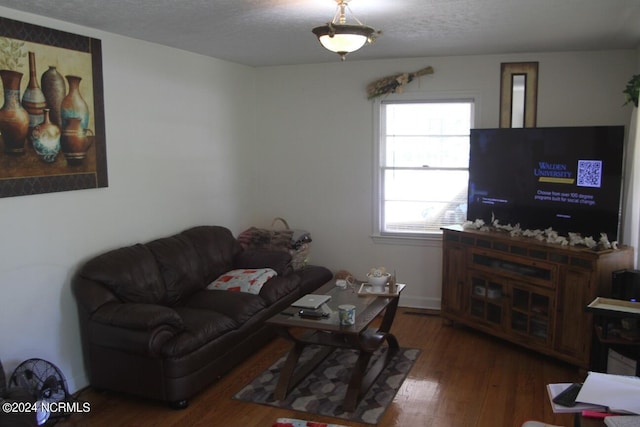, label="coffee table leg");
[385,332,399,350]
[274,341,305,400]
[343,349,373,412]
[274,340,335,401]
[342,333,400,412]
[379,295,400,333]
